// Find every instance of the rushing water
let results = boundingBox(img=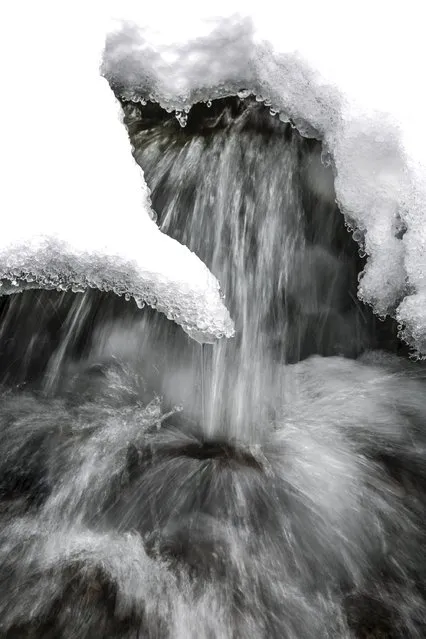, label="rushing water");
[0,98,425,638]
